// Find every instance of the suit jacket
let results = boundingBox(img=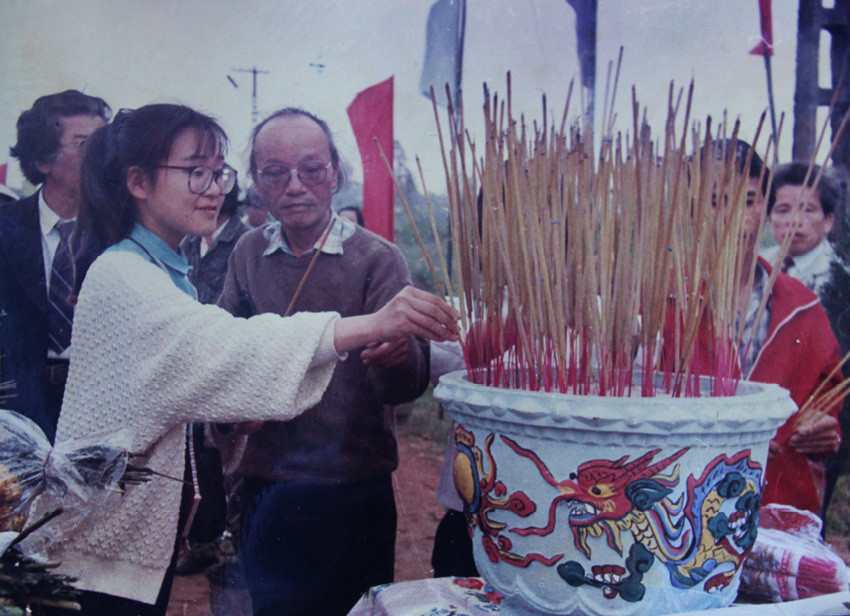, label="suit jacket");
[1,193,54,437]
[0,192,84,442]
